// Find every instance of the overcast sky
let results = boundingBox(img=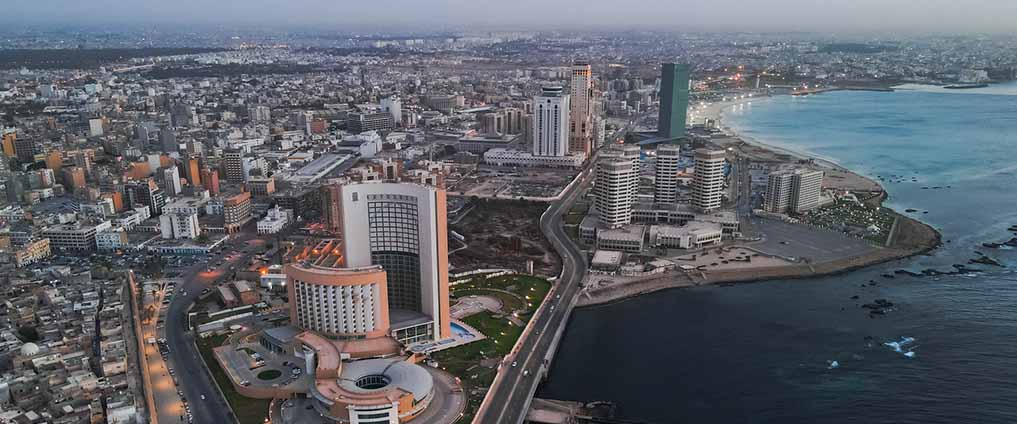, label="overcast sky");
[7,0,1017,33]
